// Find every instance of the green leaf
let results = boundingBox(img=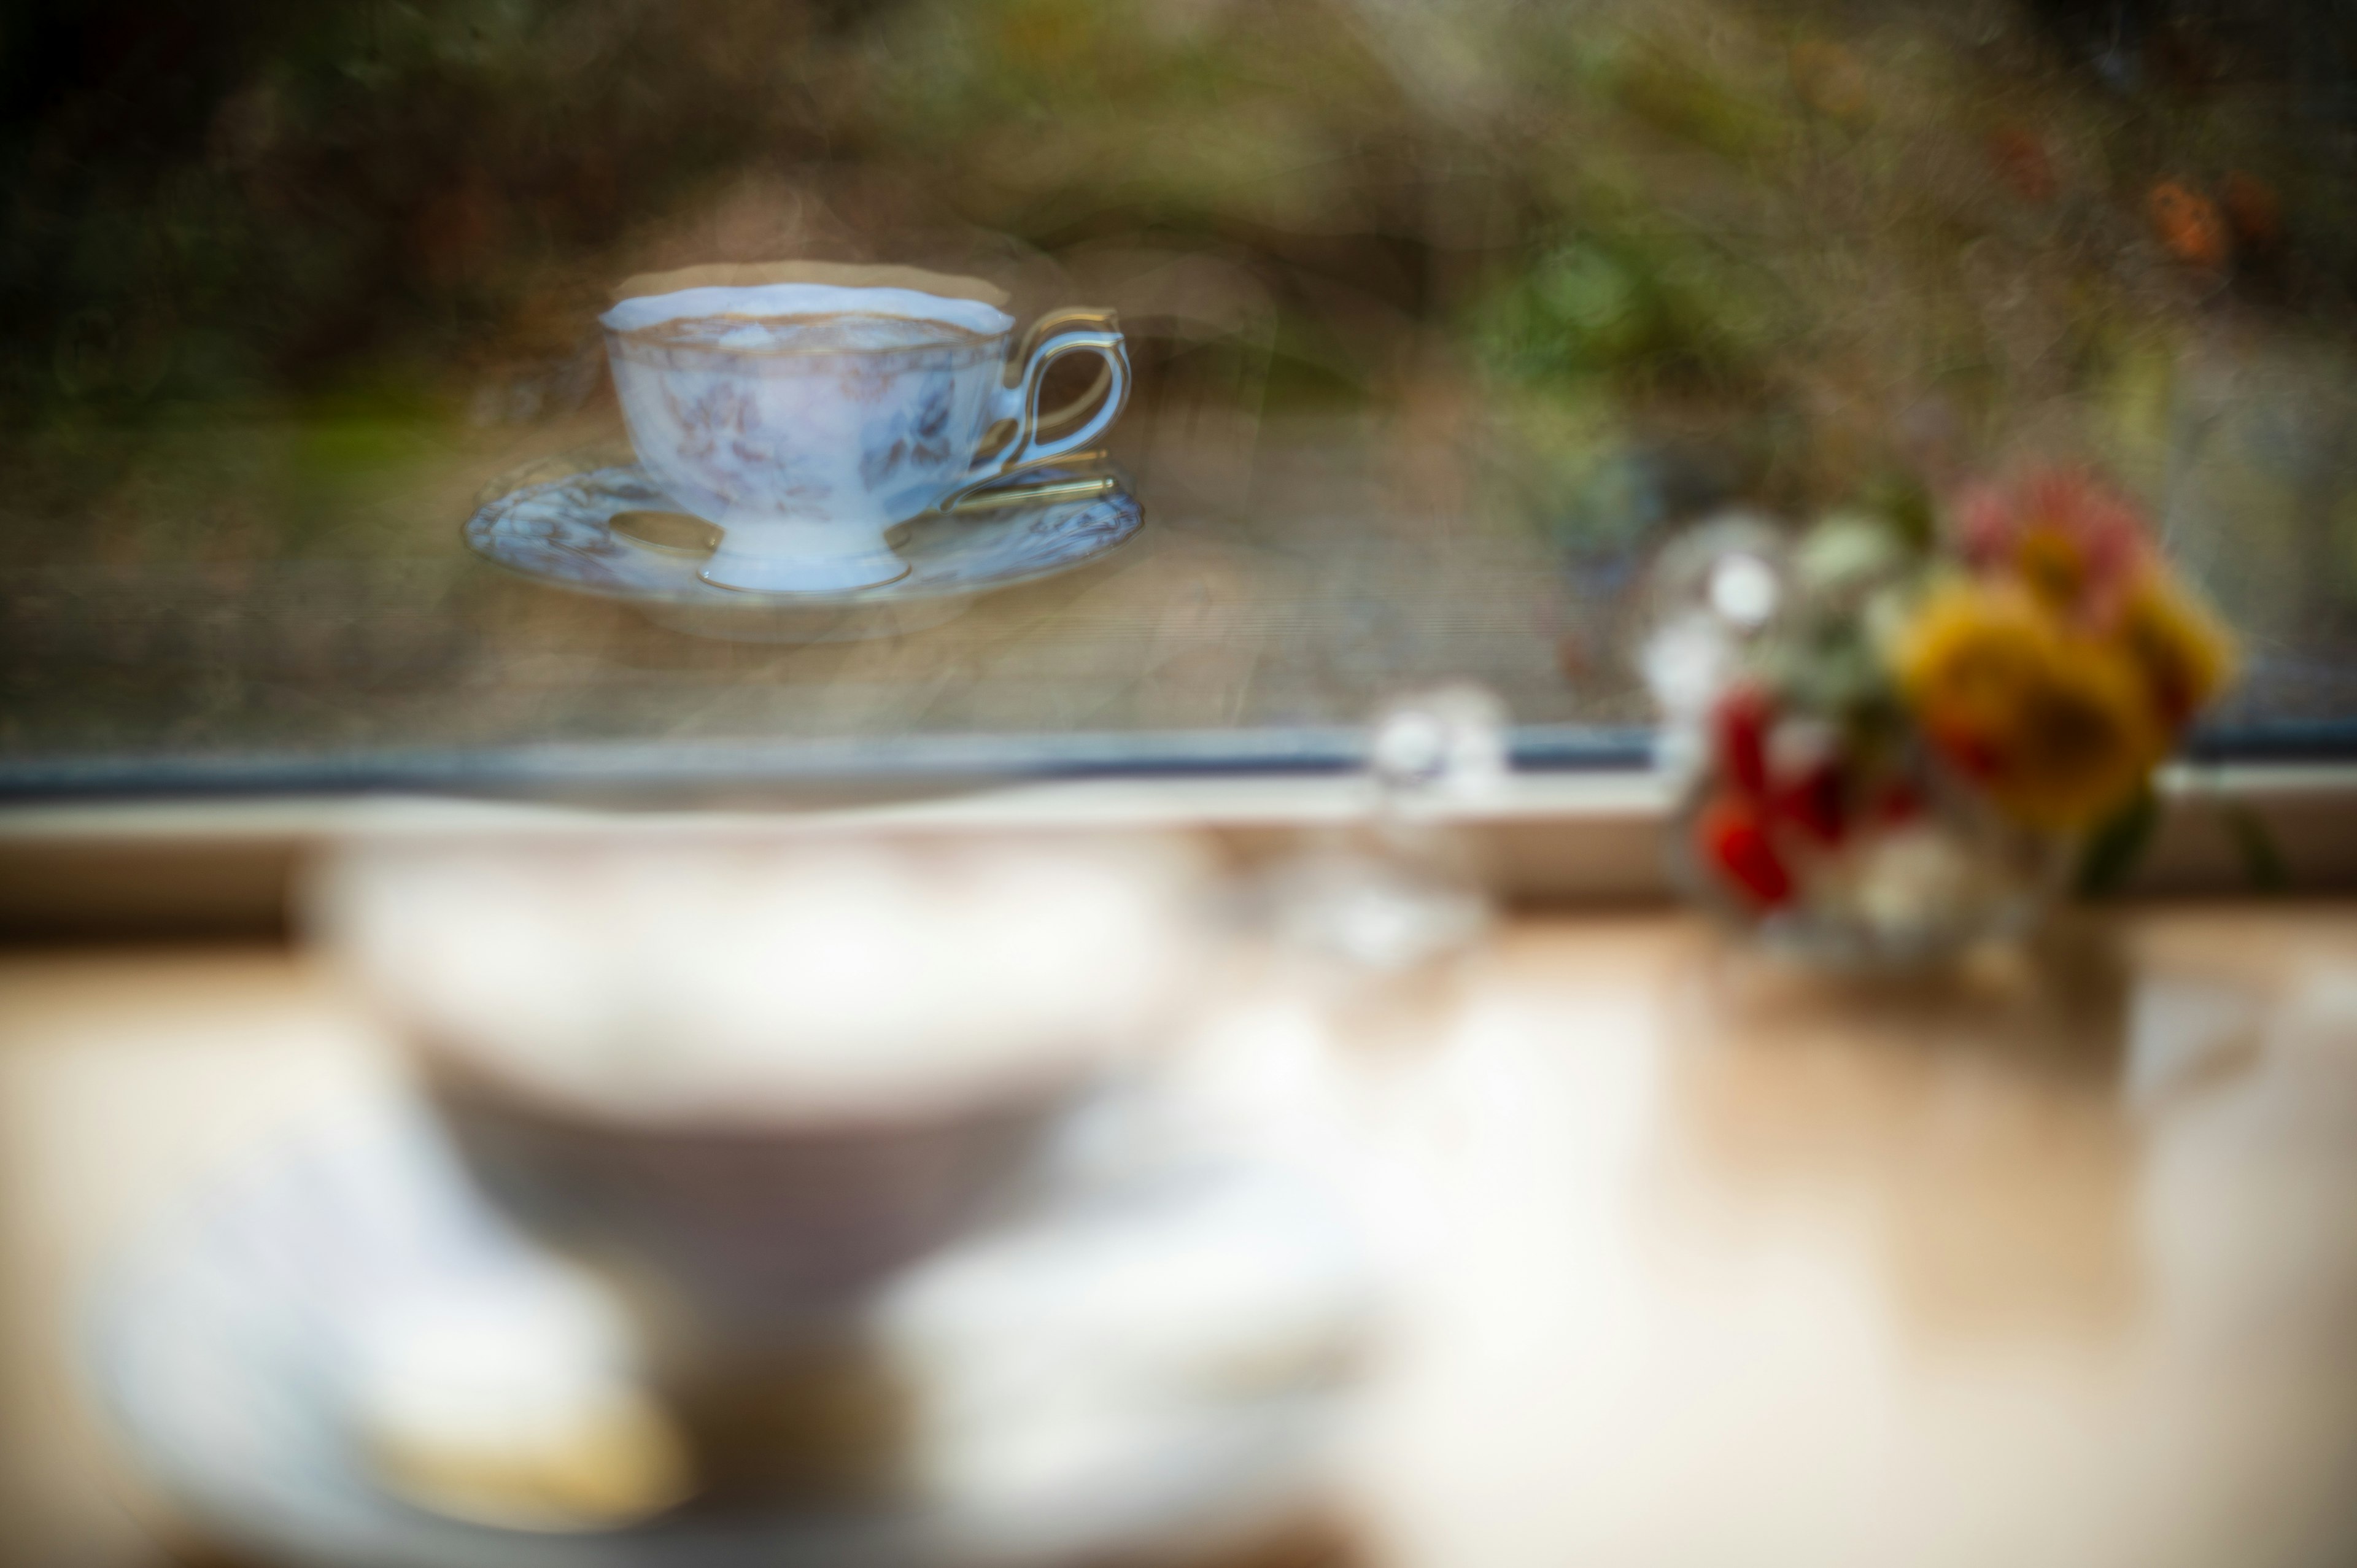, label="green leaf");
[2074,784,2161,898]
[1857,471,1937,555]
